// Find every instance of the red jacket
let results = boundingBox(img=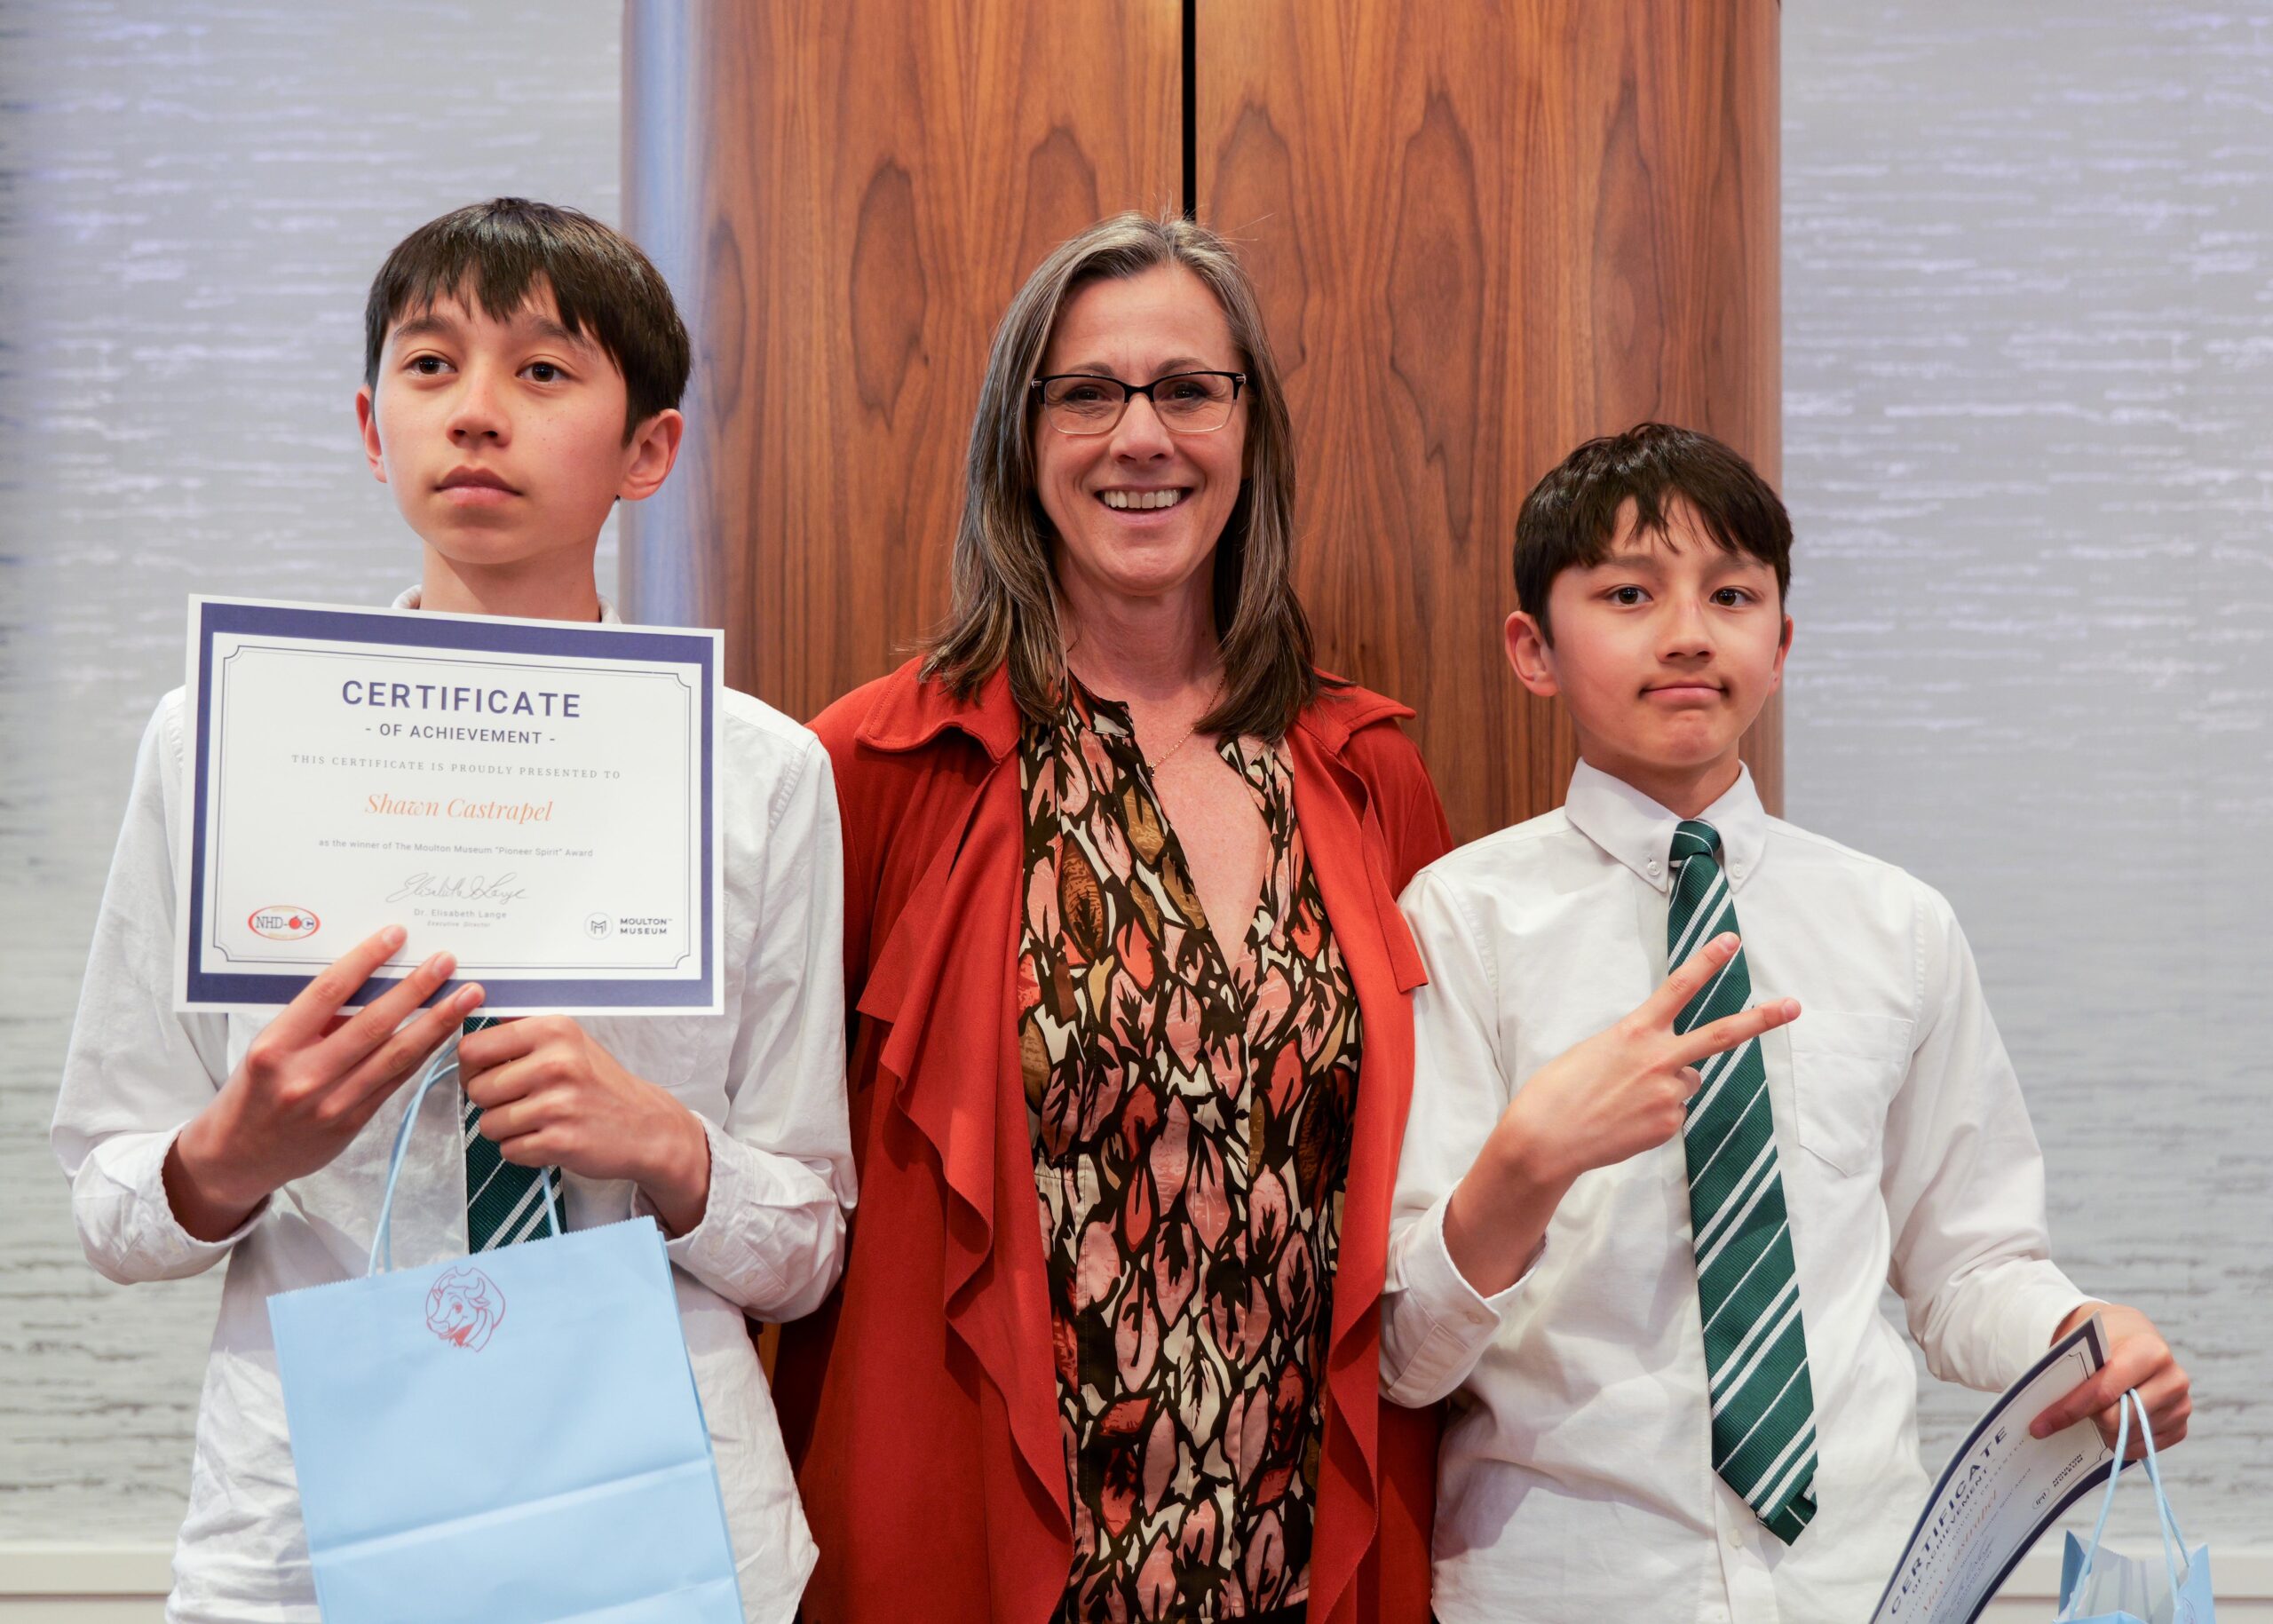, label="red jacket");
[775,659,1452,1623]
